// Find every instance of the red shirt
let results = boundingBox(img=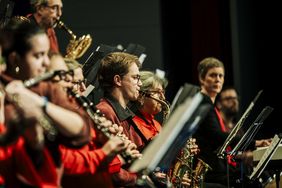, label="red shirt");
[47,28,59,53]
[61,128,121,188]
[0,123,60,188]
[96,97,139,187]
[132,111,161,141]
